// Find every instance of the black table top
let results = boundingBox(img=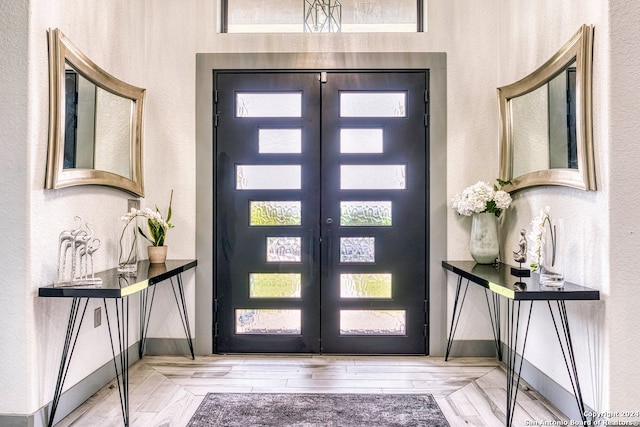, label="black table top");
[442,261,600,301]
[39,259,197,298]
